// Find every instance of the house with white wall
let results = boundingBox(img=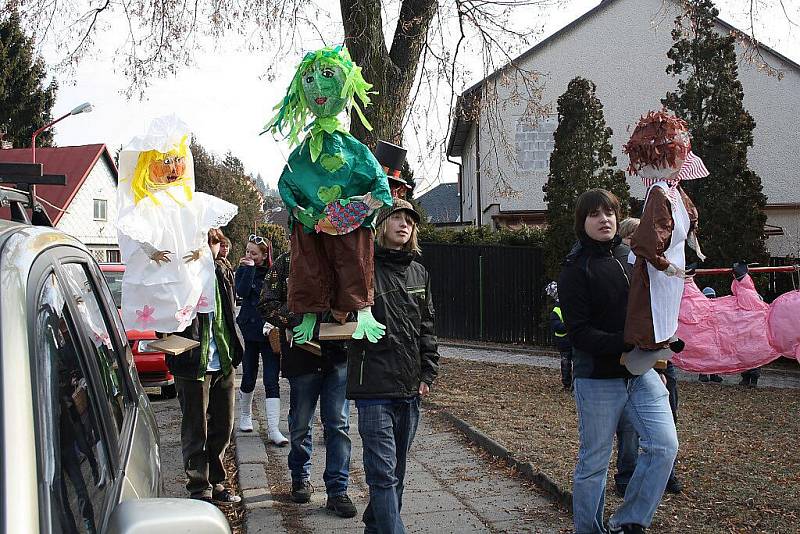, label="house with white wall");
[0,144,120,261]
[447,0,800,257]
